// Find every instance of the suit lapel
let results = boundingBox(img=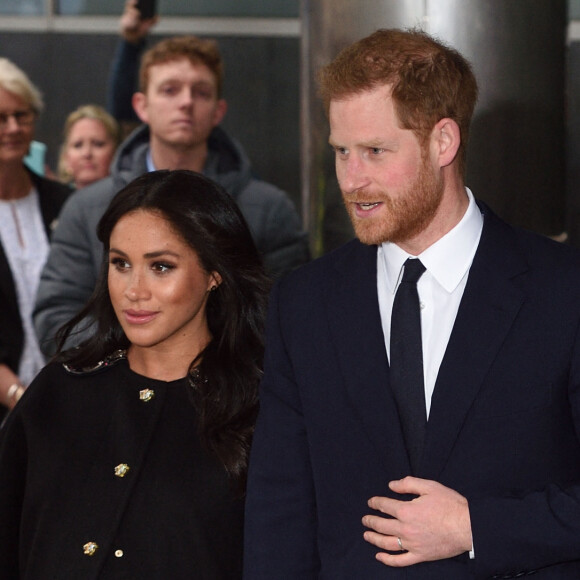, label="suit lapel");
[326,241,410,475]
[421,207,527,479]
